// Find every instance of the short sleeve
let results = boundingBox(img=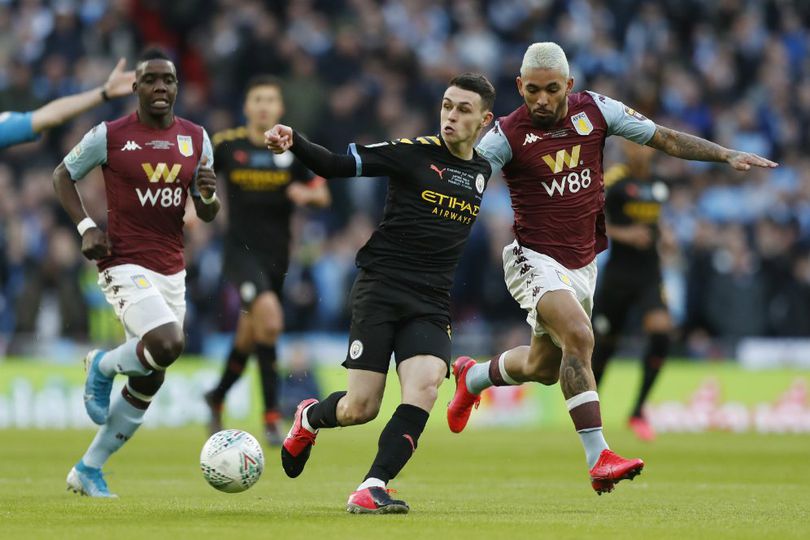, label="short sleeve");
[587,91,656,145]
[348,140,407,177]
[0,111,38,149]
[476,122,512,175]
[64,122,108,180]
